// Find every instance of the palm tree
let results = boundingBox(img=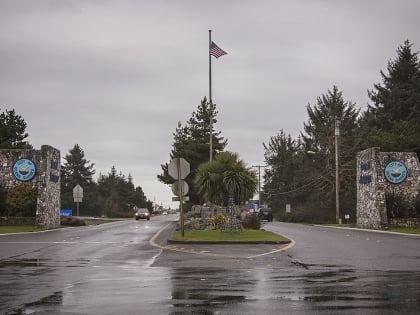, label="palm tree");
[195,152,257,206]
